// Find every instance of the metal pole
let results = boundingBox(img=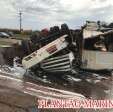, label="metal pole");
[19,11,22,33]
